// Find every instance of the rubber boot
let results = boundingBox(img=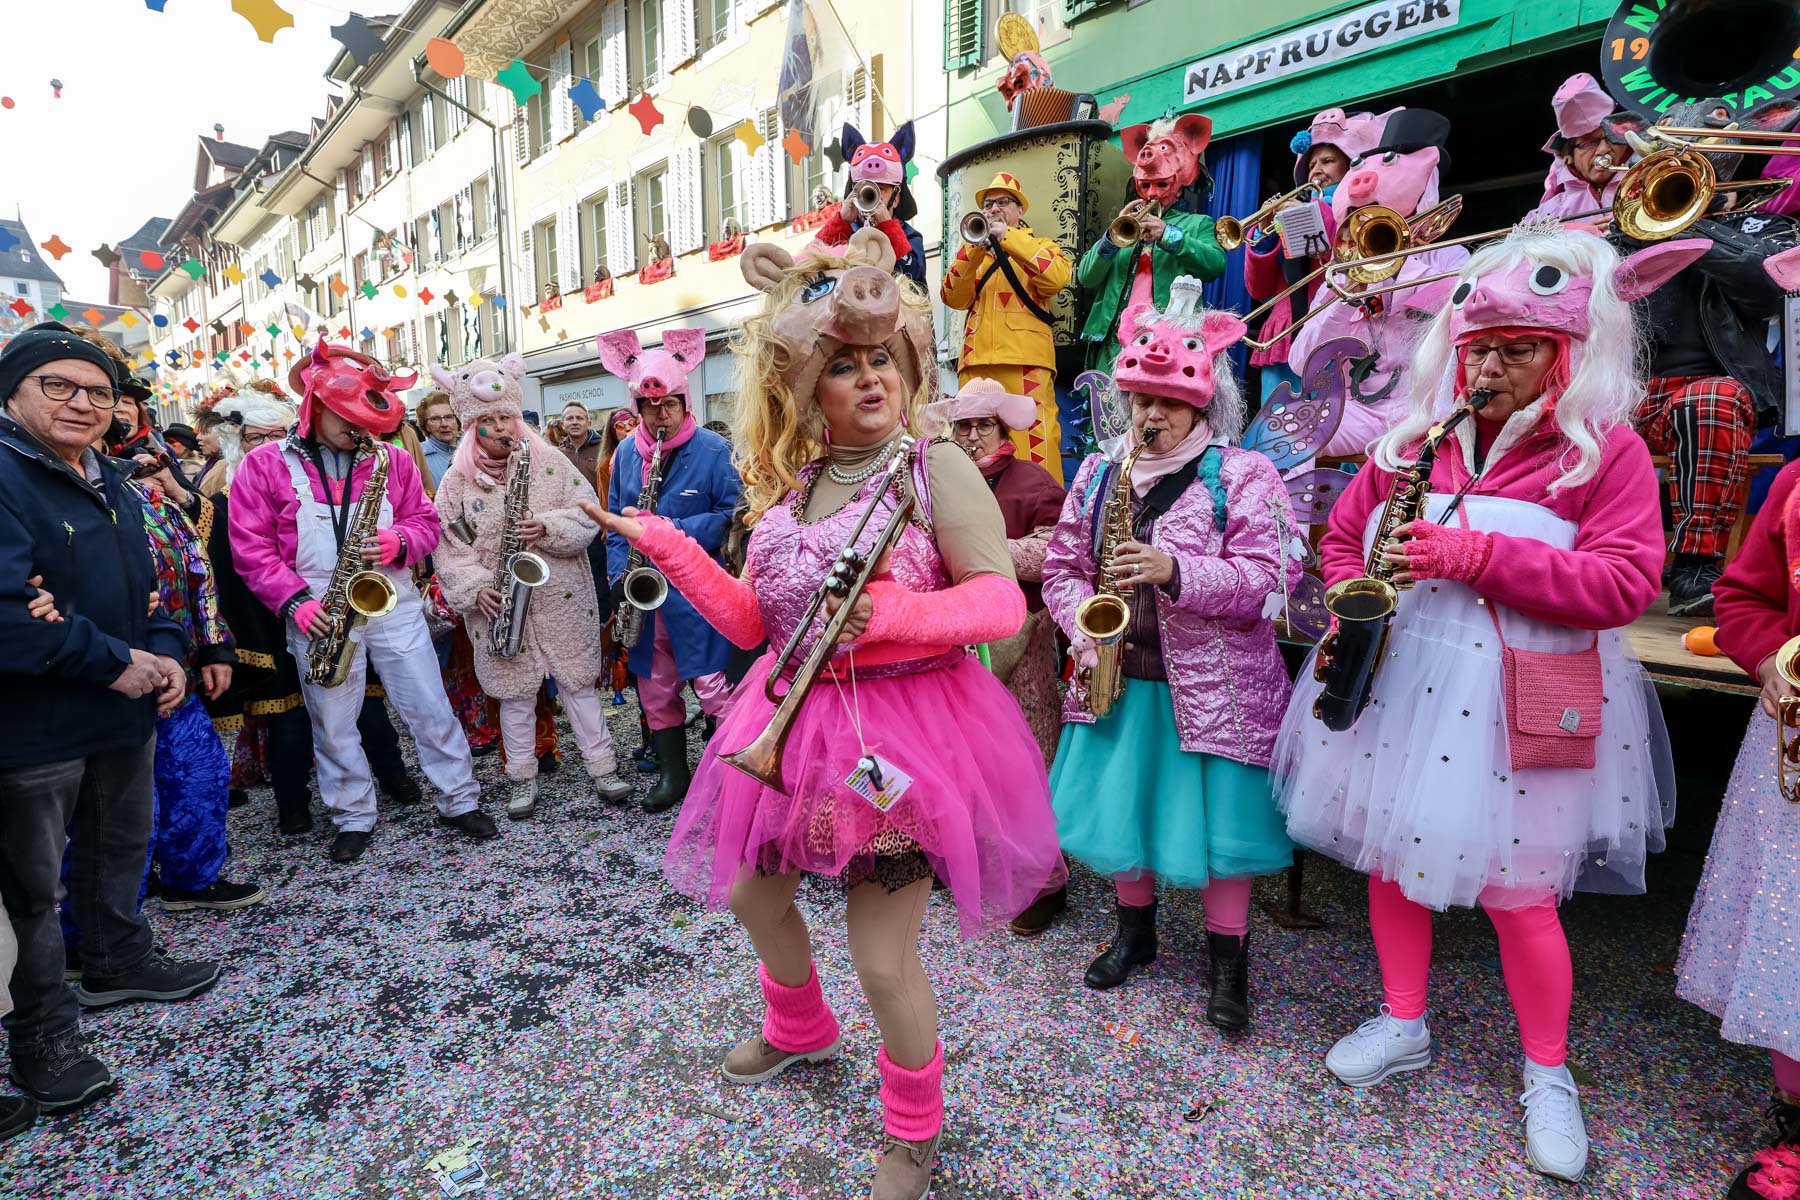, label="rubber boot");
[1083,900,1157,990]
[642,727,692,814]
[1205,931,1250,1031]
